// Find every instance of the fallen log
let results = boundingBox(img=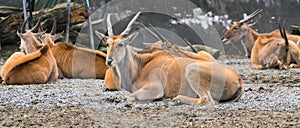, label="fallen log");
[0,6,22,17]
[0,2,88,45]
